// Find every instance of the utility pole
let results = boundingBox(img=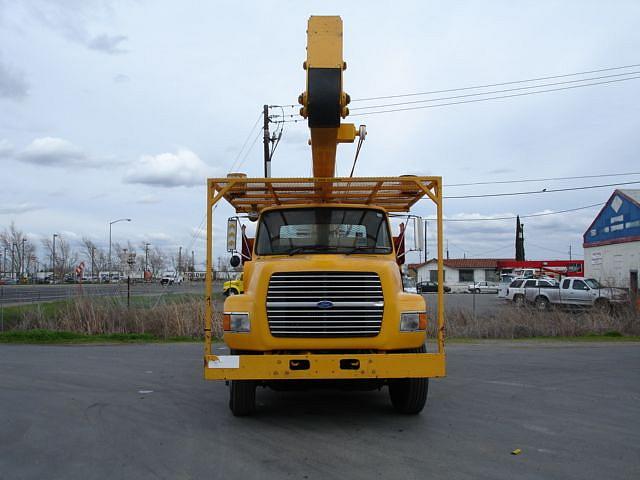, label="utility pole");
[91,246,95,280]
[263,104,271,177]
[11,243,16,280]
[569,245,572,261]
[178,246,182,274]
[21,238,26,280]
[191,250,195,272]
[144,243,151,273]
